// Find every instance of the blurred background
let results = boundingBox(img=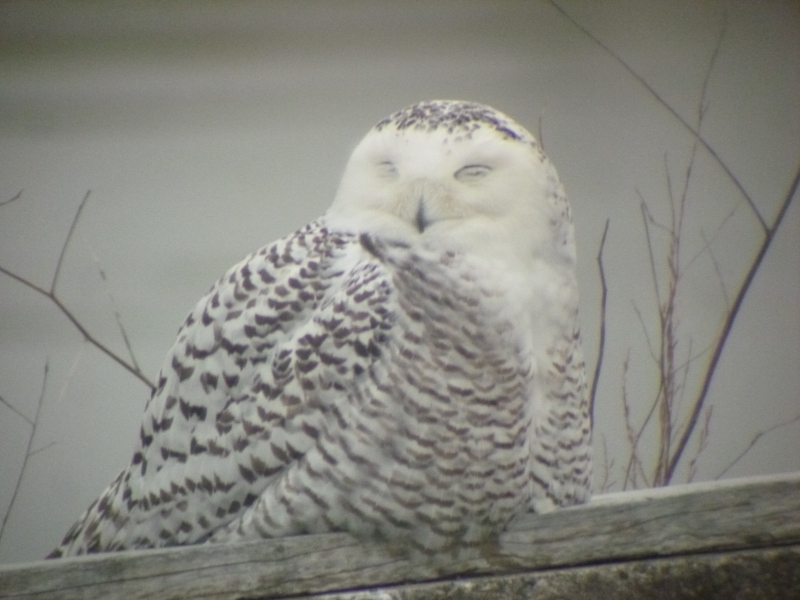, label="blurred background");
[1,0,797,563]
